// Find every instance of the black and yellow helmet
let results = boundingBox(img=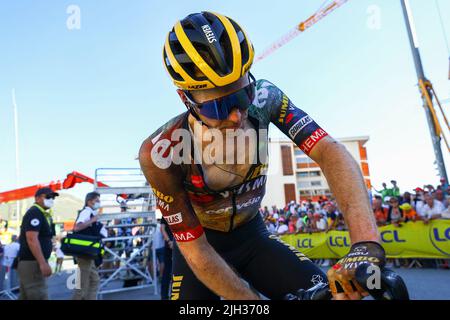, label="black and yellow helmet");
[163,11,255,90]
